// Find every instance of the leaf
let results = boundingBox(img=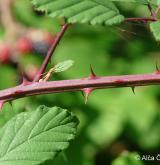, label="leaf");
[53,60,74,73]
[0,105,79,165]
[150,21,160,41]
[32,0,124,26]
